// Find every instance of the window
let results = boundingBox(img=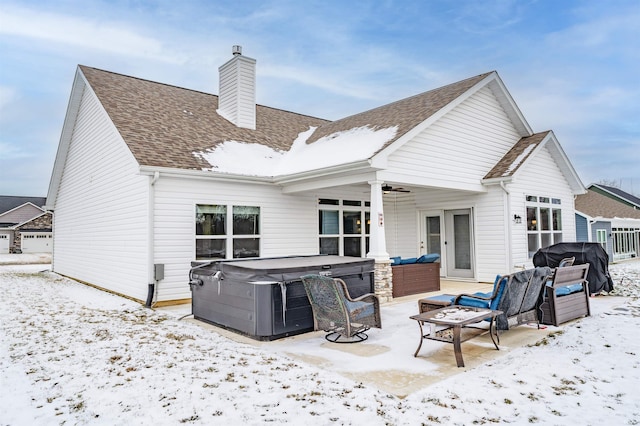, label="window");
[596,229,607,251]
[319,199,370,257]
[526,195,563,258]
[195,204,260,259]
